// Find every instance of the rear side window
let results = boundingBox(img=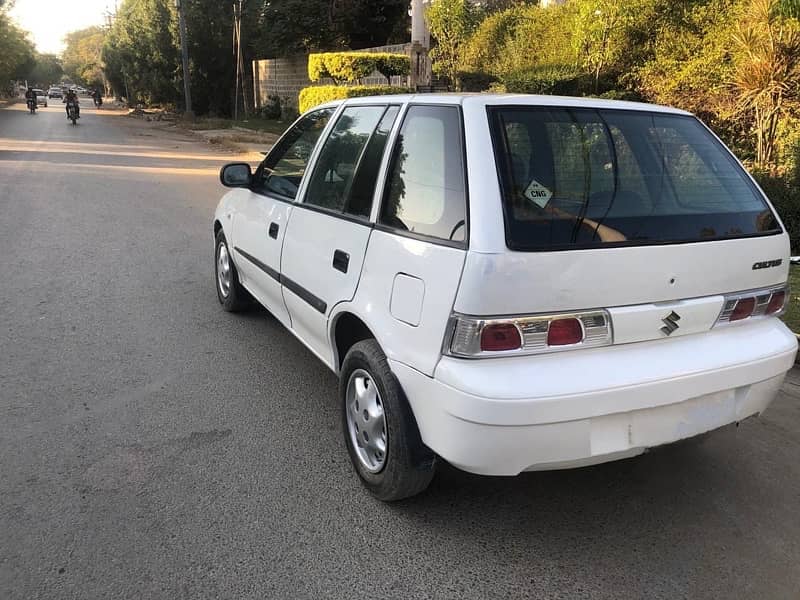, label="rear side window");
[305,105,399,218]
[346,106,400,218]
[489,107,780,251]
[380,105,467,244]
